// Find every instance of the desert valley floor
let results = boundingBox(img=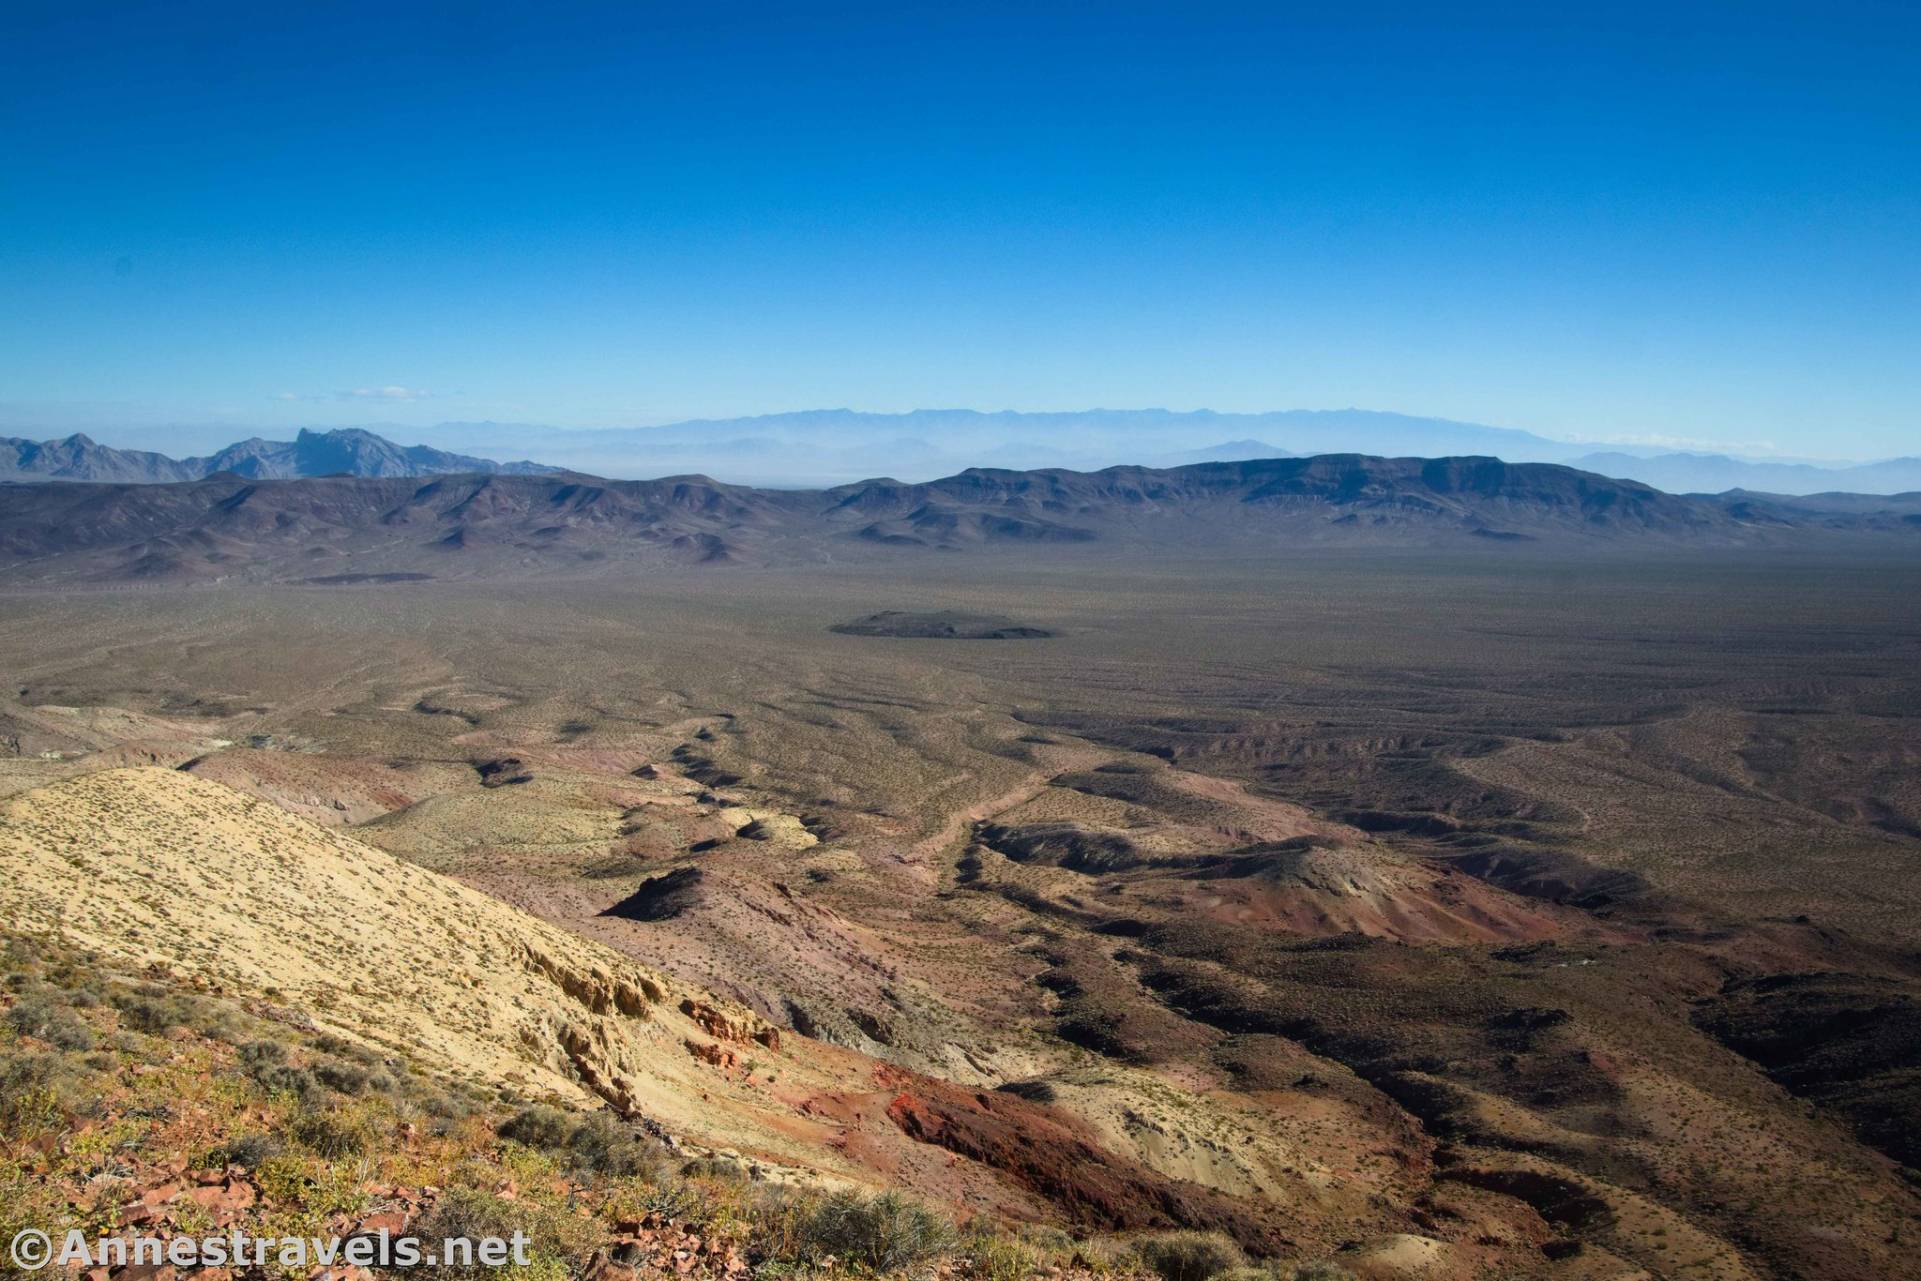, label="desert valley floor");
[3,546,1920,1281]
